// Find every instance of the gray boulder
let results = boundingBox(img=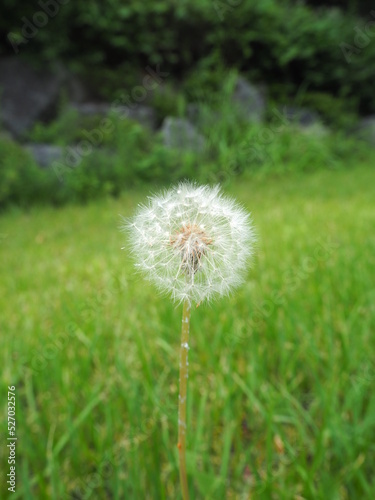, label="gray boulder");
[281,106,320,127]
[0,58,64,137]
[186,103,201,125]
[59,69,90,104]
[232,77,266,123]
[70,103,111,115]
[25,144,63,168]
[161,117,206,152]
[70,102,157,130]
[125,105,157,130]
